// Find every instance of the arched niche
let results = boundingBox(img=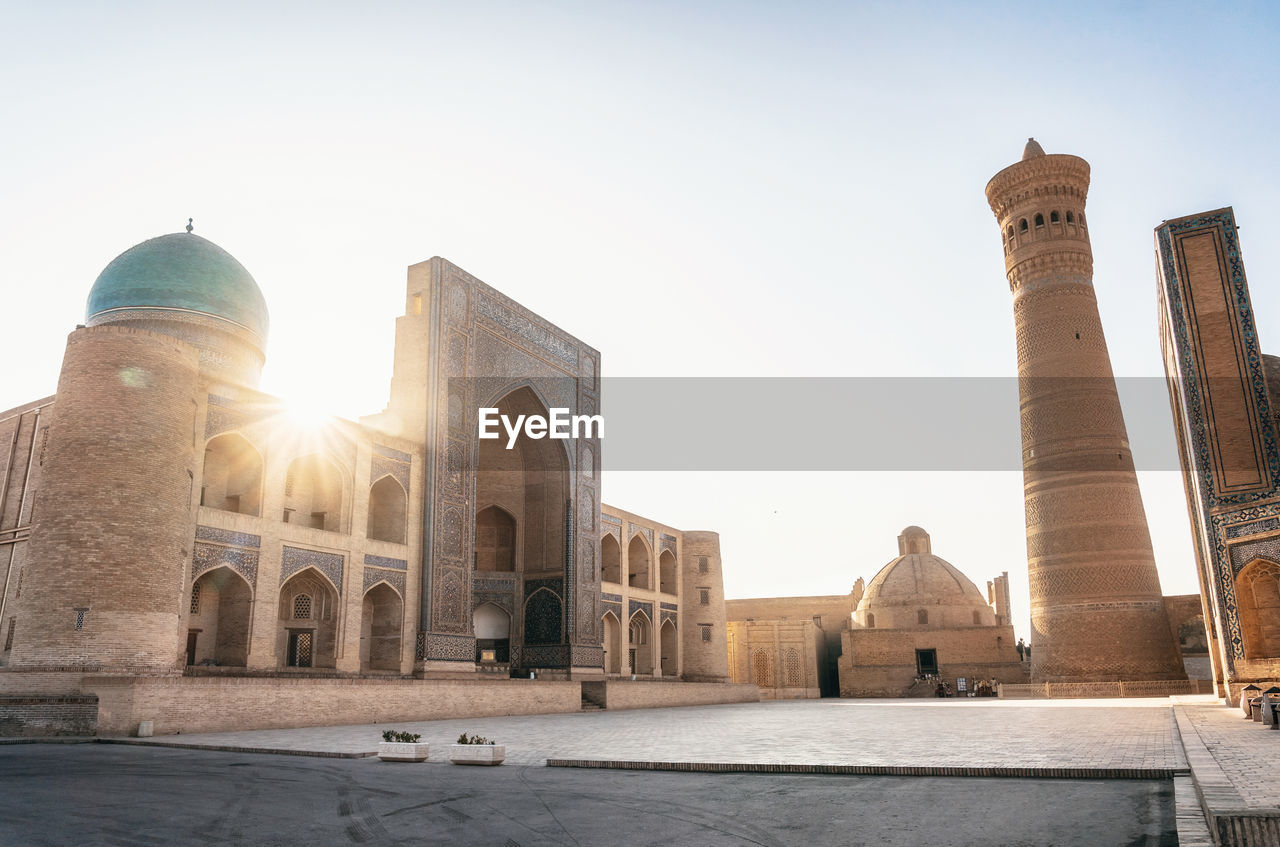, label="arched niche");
[367,476,407,544]
[284,453,346,532]
[602,611,621,674]
[628,535,651,590]
[629,610,652,674]
[658,549,677,595]
[475,505,516,572]
[187,566,253,666]
[602,533,621,584]
[277,567,339,668]
[659,618,678,677]
[201,433,263,516]
[474,387,569,579]
[473,602,511,664]
[360,581,403,671]
[1238,559,1280,659]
